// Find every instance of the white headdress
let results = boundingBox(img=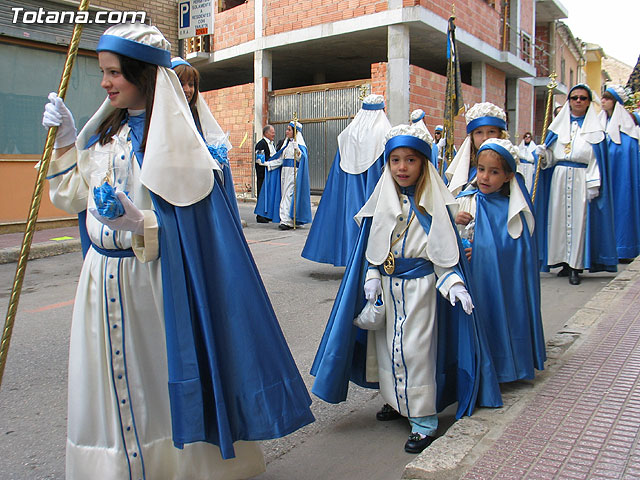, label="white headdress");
[77,24,218,207]
[338,94,391,174]
[409,109,434,143]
